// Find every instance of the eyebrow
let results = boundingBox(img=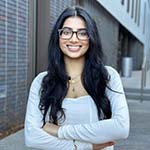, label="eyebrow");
[62,27,87,31]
